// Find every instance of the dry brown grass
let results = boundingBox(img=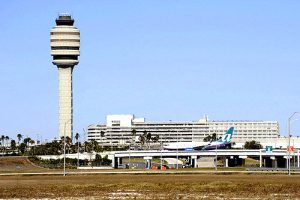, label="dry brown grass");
[0,174,299,199]
[0,156,45,172]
